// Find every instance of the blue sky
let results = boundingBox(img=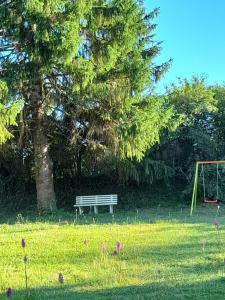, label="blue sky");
[144,0,225,92]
